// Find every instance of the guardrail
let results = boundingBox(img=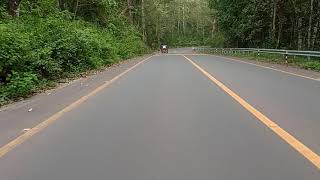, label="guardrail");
[195,47,320,61]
